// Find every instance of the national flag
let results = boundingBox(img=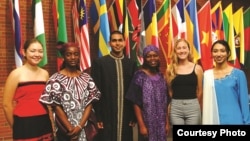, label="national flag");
[185,0,201,63]
[244,7,250,68]
[90,0,110,57]
[127,0,141,44]
[72,0,91,70]
[157,0,172,64]
[108,0,123,32]
[127,0,143,65]
[233,7,244,68]
[52,0,68,70]
[211,1,224,42]
[223,3,236,62]
[198,1,213,70]
[10,0,23,67]
[90,0,100,34]
[171,0,186,40]
[143,0,159,47]
[123,1,130,57]
[32,0,47,67]
[138,0,146,63]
